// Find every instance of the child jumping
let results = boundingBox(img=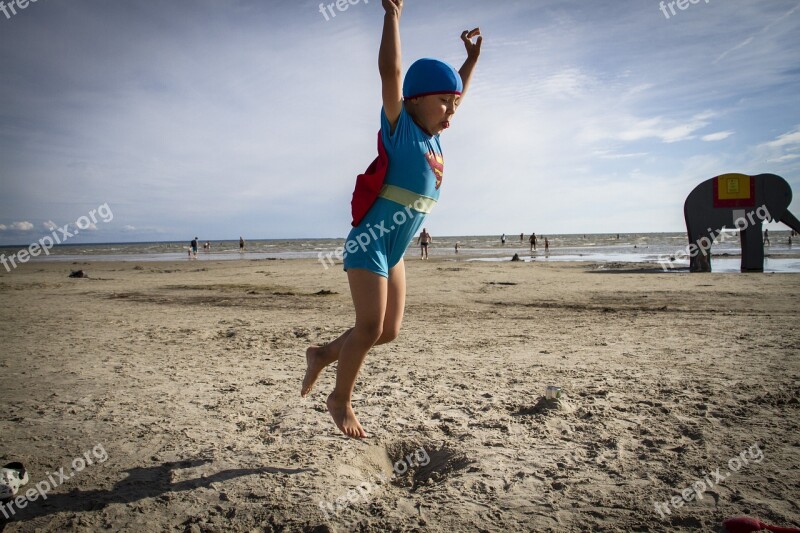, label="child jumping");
[302,0,481,438]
